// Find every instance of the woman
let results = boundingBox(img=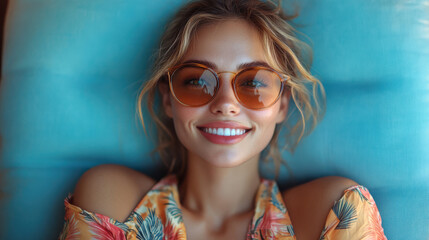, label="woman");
[59,0,386,239]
